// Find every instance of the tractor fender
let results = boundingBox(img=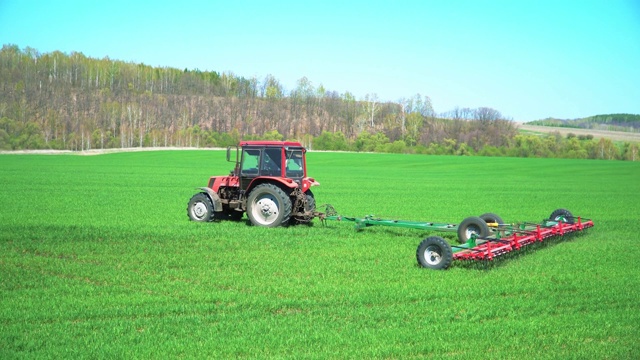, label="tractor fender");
[196,187,223,212]
[245,177,298,196]
[301,177,320,192]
